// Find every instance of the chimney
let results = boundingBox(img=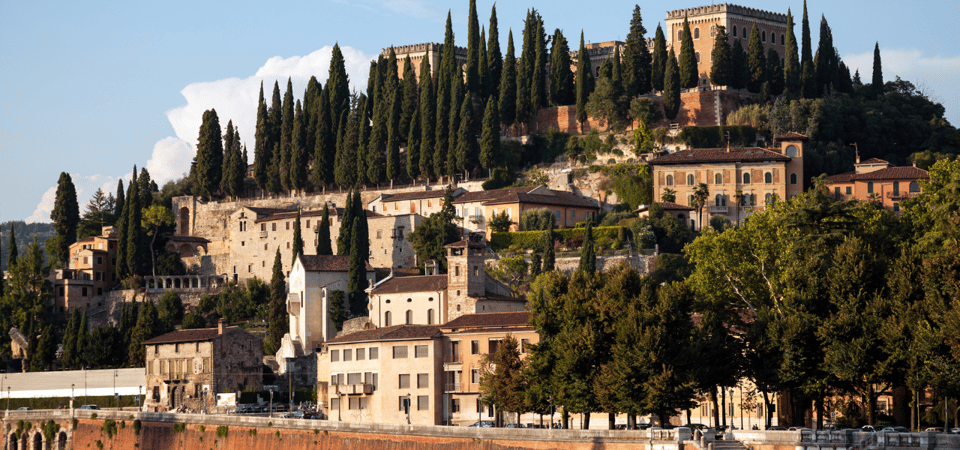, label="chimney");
[218,318,226,335]
[913,160,917,168]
